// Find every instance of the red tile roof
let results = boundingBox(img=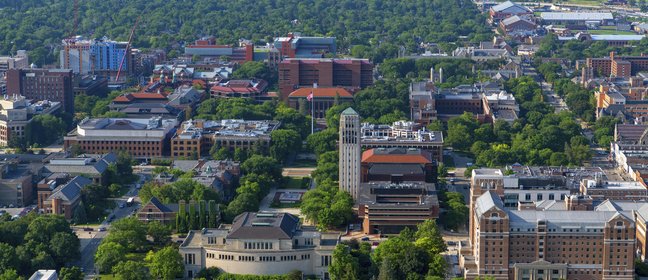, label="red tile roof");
[361,149,433,164]
[288,87,353,98]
